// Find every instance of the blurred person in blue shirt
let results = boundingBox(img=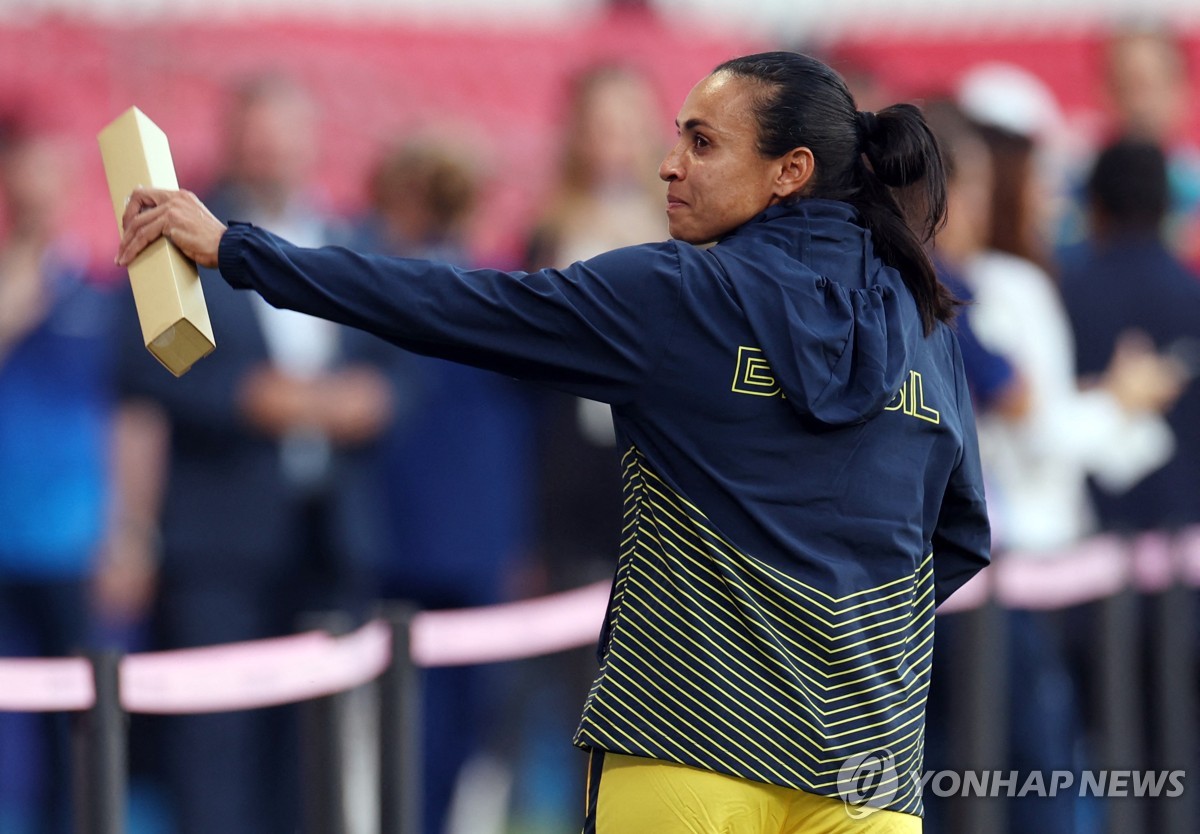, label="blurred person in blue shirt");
[112,73,404,834]
[0,120,116,833]
[350,135,537,834]
[1057,25,1200,268]
[1060,137,1200,530]
[516,66,672,832]
[1058,135,1200,834]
